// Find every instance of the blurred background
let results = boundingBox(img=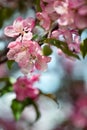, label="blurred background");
[0,0,87,130]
